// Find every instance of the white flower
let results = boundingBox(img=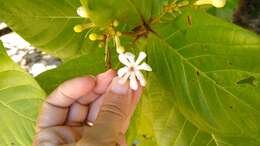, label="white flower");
[118,51,152,90]
[77,6,89,18]
[194,0,226,8]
